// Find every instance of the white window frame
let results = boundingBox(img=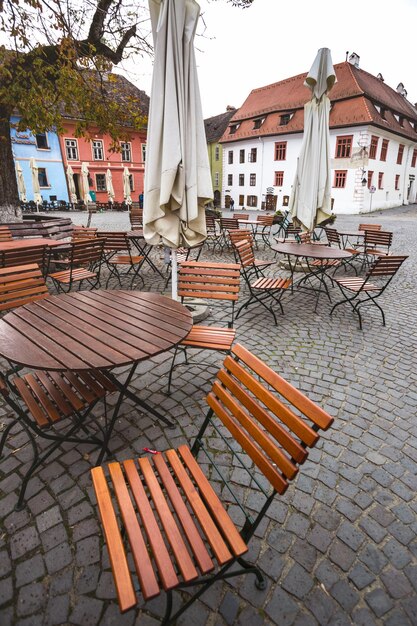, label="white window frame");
[65,138,79,160]
[38,167,50,188]
[121,142,132,162]
[92,140,104,161]
[95,173,106,191]
[141,144,147,162]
